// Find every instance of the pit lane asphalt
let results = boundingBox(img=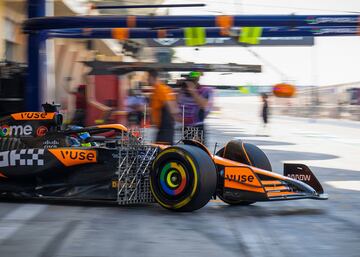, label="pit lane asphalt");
[0,97,359,257]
